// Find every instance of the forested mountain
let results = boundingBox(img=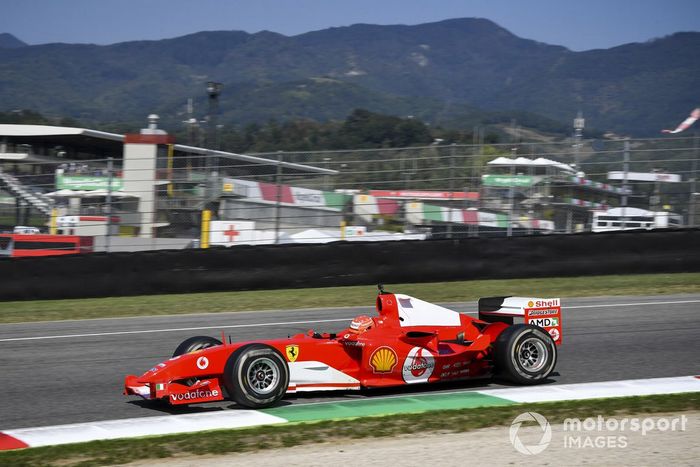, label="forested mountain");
[0,18,697,135]
[0,33,26,48]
